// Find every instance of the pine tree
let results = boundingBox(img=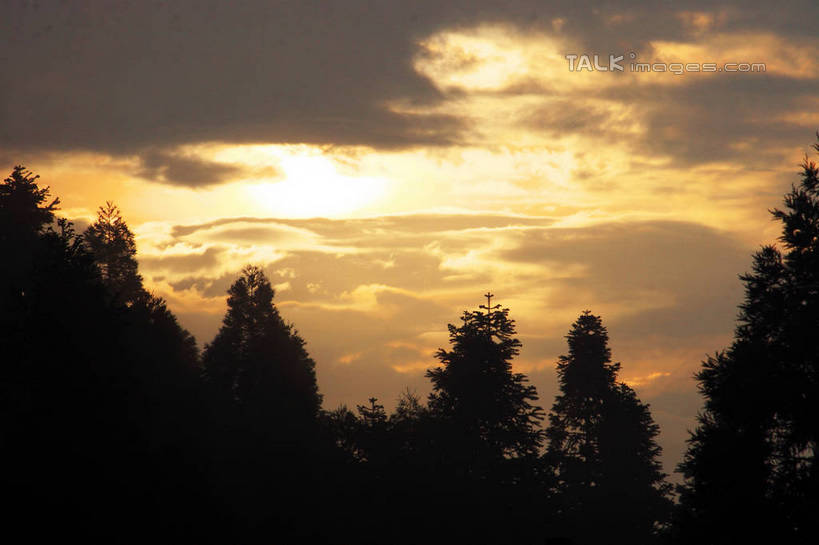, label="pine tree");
[423,295,546,544]
[203,265,321,431]
[427,294,545,465]
[82,201,199,369]
[0,165,58,238]
[0,169,211,540]
[201,265,324,540]
[546,311,671,545]
[84,201,147,303]
[677,135,819,542]
[0,166,60,290]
